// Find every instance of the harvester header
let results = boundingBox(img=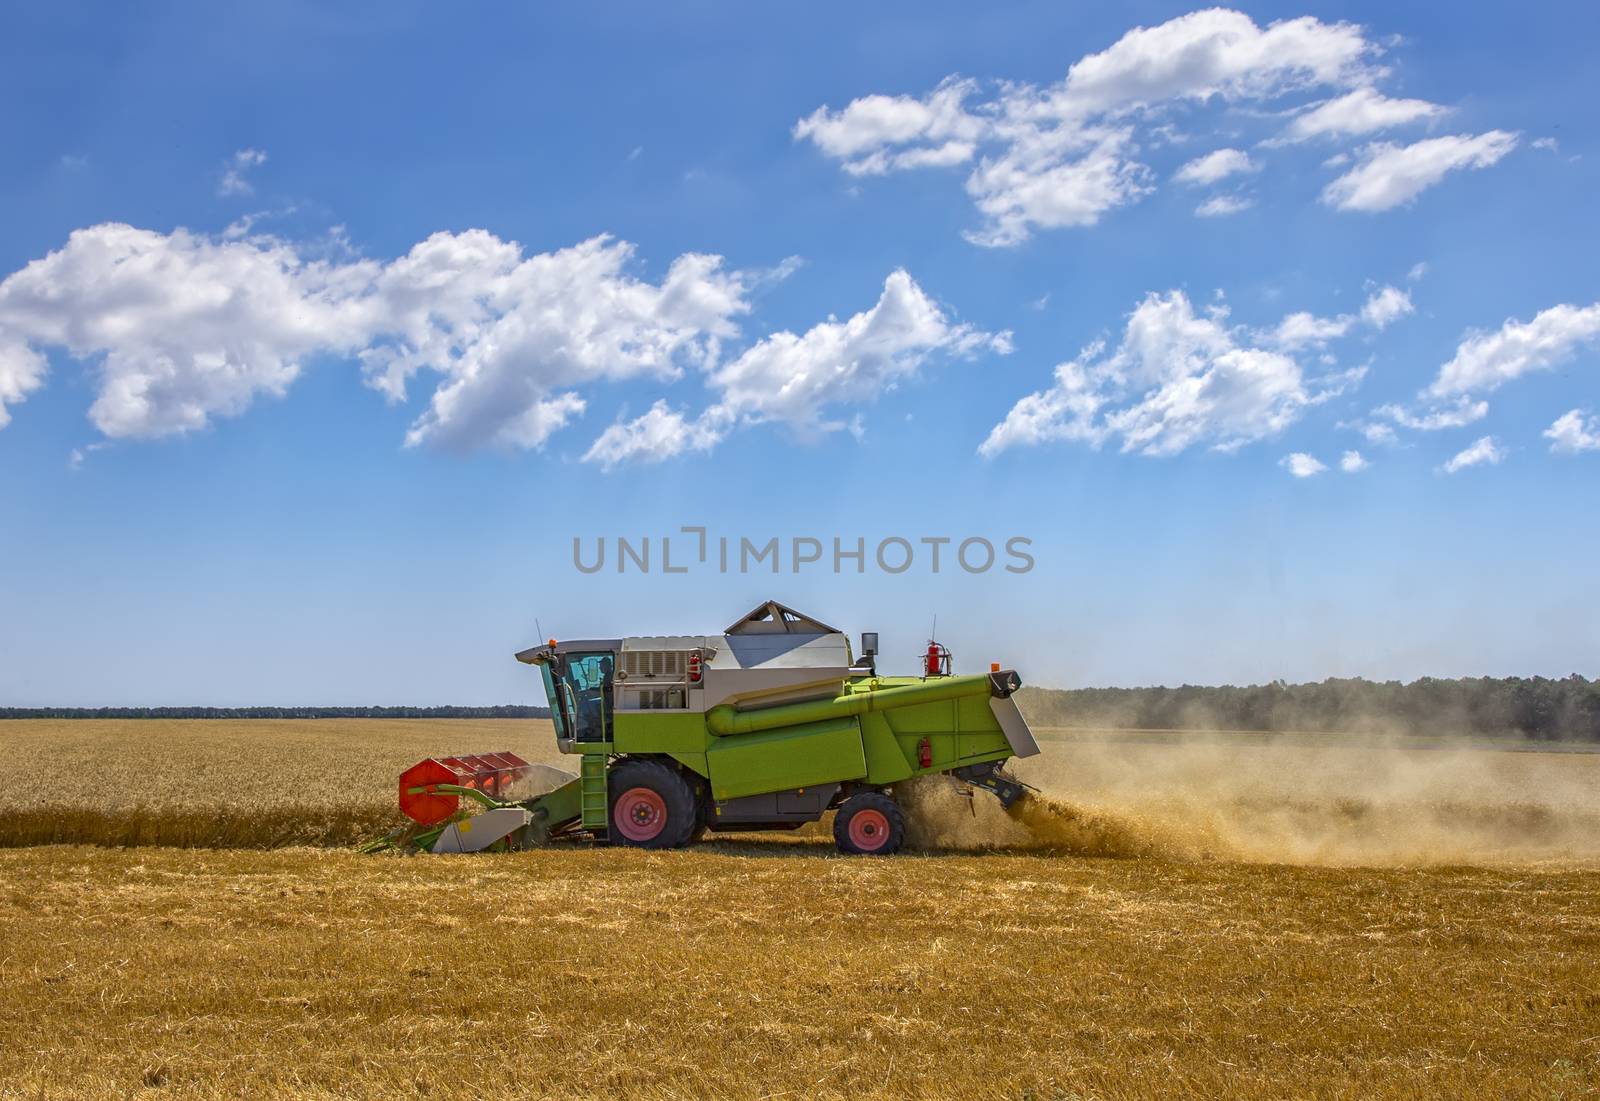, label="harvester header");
[370,600,1038,855]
